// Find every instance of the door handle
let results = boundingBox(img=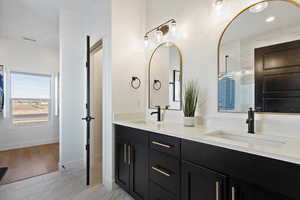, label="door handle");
[231,186,235,200]
[81,116,95,122]
[151,166,171,177]
[123,144,127,164]
[216,181,220,200]
[152,141,171,148]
